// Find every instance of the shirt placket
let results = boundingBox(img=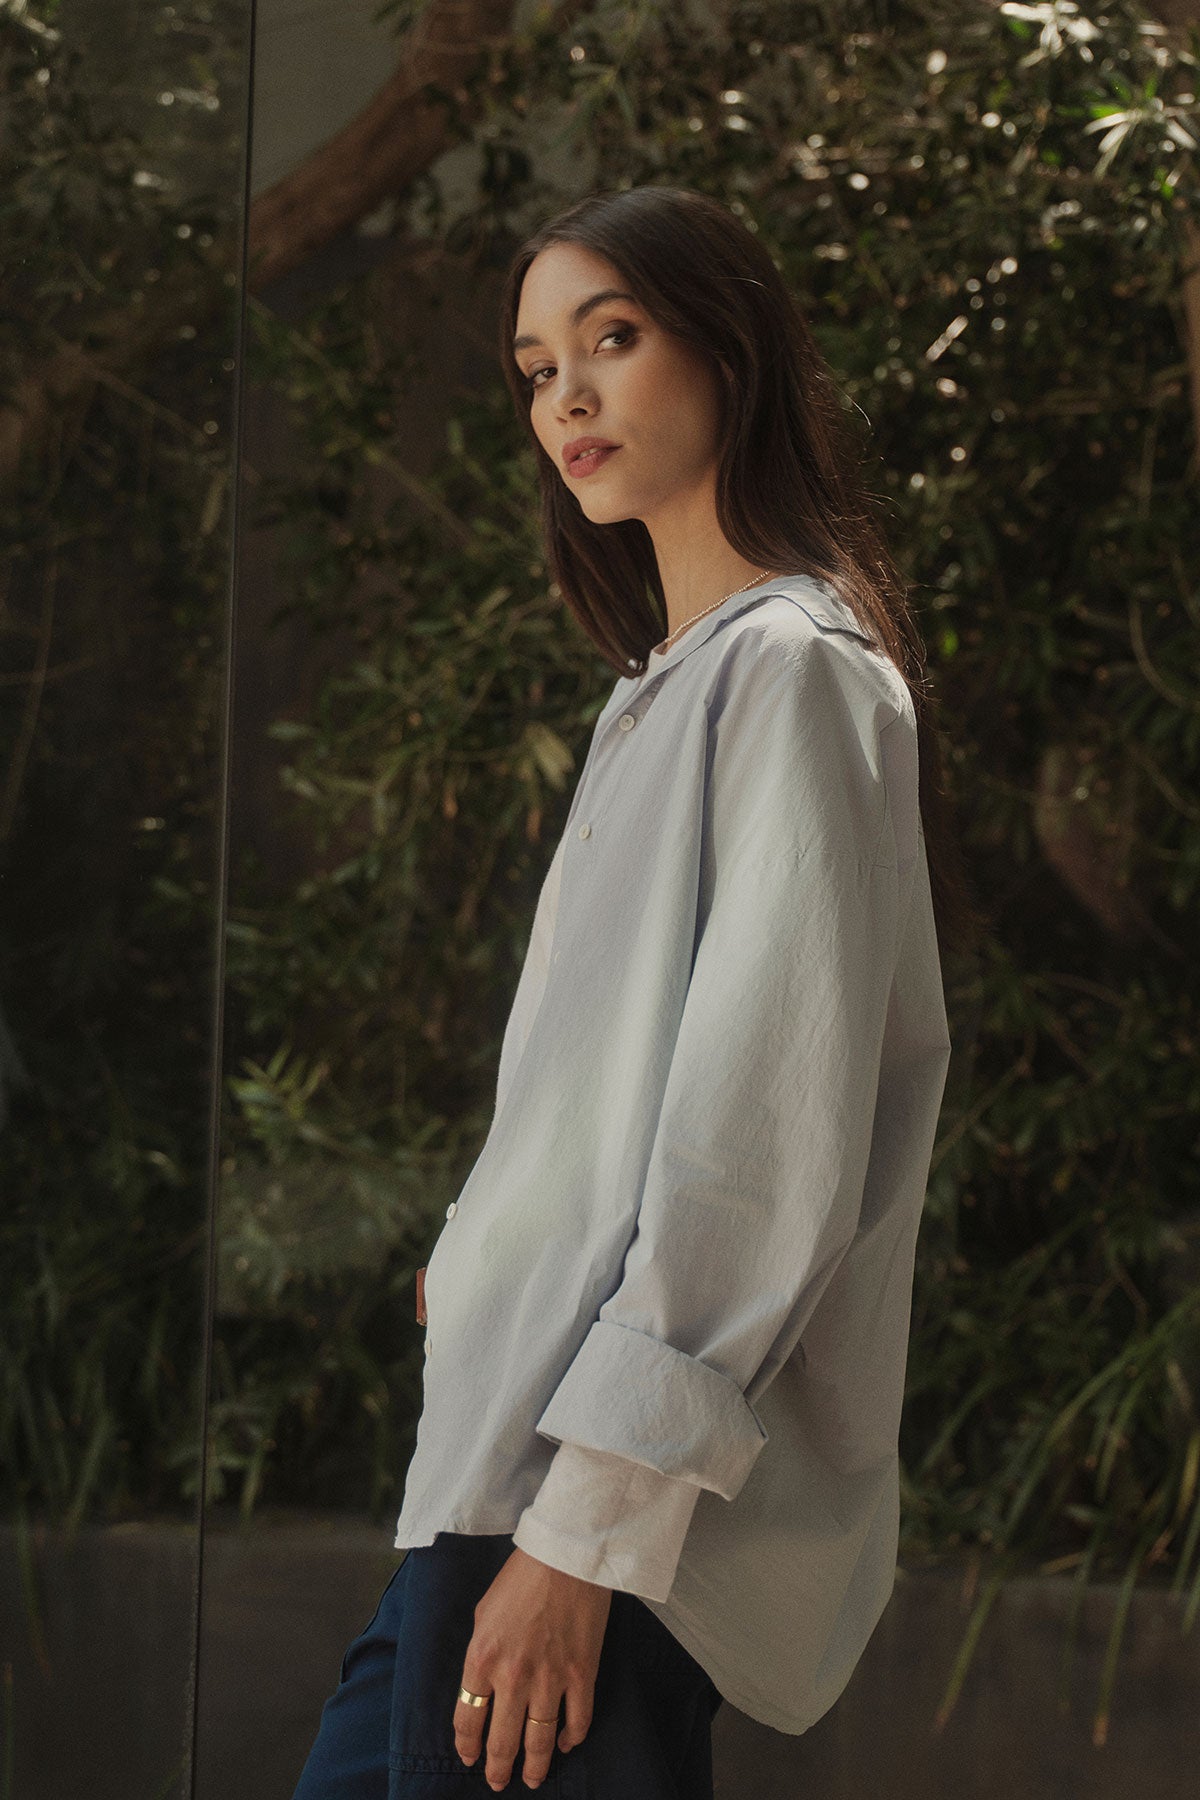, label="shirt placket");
[567,674,668,850]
